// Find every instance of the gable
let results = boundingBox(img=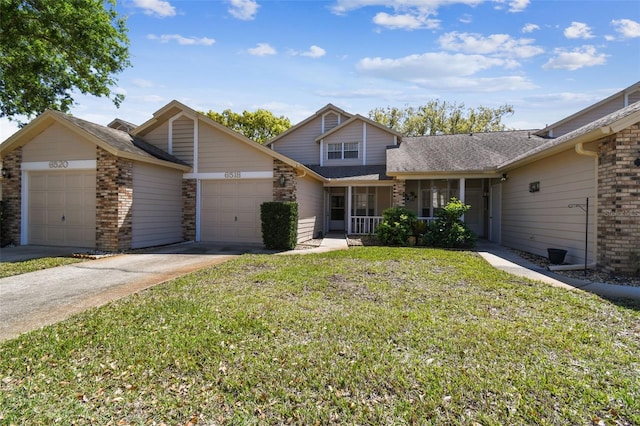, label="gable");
[198,121,273,173]
[22,121,97,162]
